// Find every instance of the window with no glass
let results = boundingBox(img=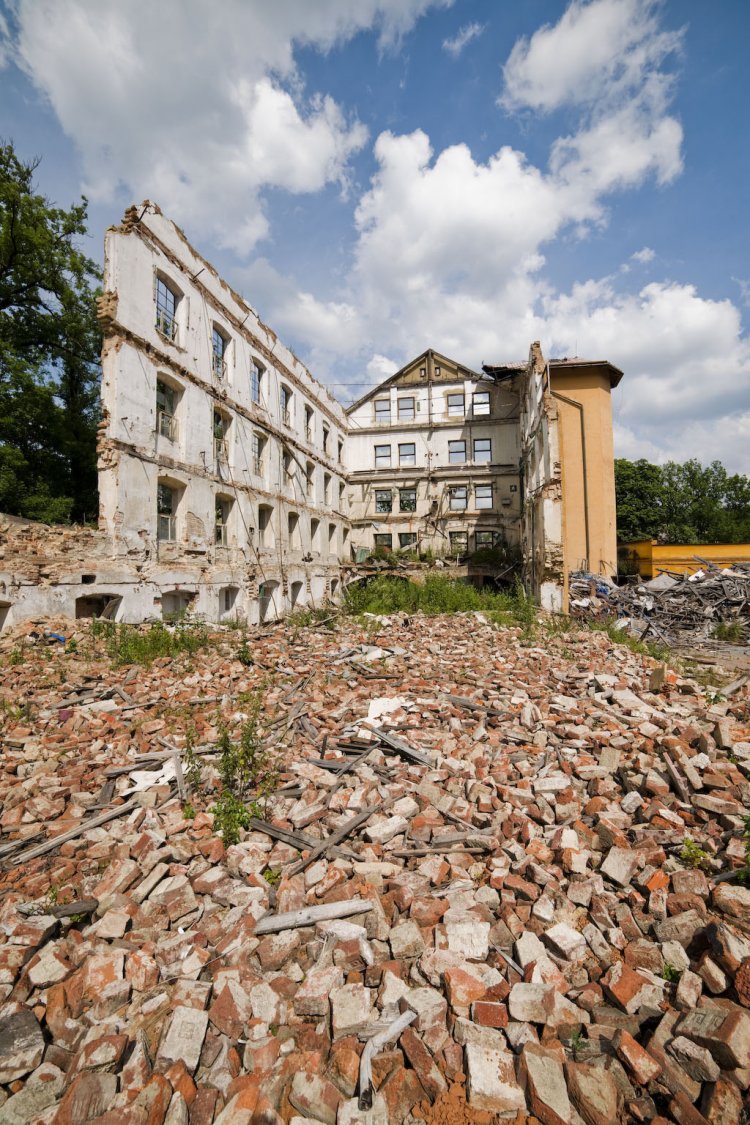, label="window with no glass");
[473,391,490,416]
[156,379,177,440]
[375,444,391,468]
[399,443,416,466]
[449,531,468,554]
[155,276,179,341]
[212,327,228,377]
[473,438,492,463]
[250,361,263,404]
[447,392,464,417]
[305,406,314,441]
[449,486,468,511]
[399,533,417,548]
[448,440,466,464]
[215,496,232,545]
[375,490,392,513]
[398,397,415,421]
[475,531,498,549]
[157,482,177,541]
[252,432,265,475]
[475,484,493,510]
[280,385,292,424]
[399,488,417,512]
